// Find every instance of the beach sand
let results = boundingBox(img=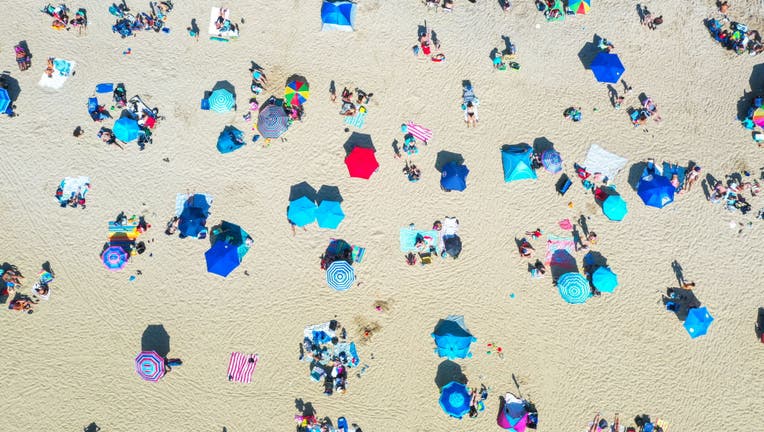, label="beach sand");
[1,0,764,430]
